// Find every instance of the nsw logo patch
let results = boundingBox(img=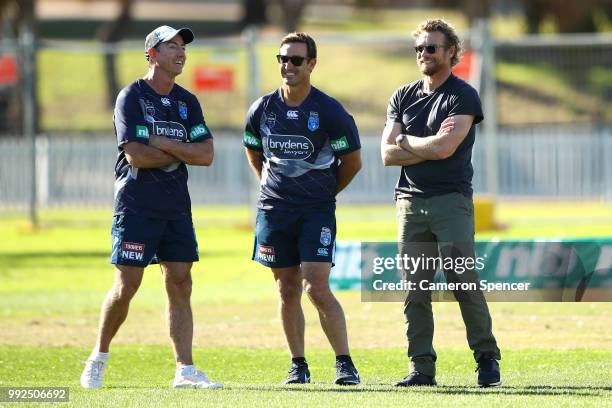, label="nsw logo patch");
[178,101,188,120]
[320,227,332,246]
[308,111,319,131]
